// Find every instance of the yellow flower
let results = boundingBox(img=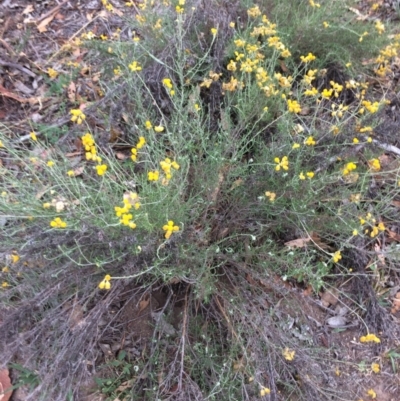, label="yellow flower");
[321,88,333,99]
[304,87,318,96]
[67,170,75,177]
[234,39,246,47]
[362,100,380,113]
[211,28,217,36]
[375,20,384,35]
[323,21,329,28]
[176,5,184,13]
[353,137,359,144]
[120,213,134,226]
[154,19,162,29]
[82,133,95,150]
[300,52,316,63]
[47,68,58,79]
[30,132,38,141]
[299,172,305,180]
[136,136,146,149]
[96,164,108,176]
[98,274,111,290]
[367,137,373,143]
[11,254,20,263]
[227,60,237,71]
[162,220,180,239]
[247,5,261,17]
[280,48,291,58]
[2,267,10,273]
[70,109,86,124]
[154,126,165,133]
[306,171,314,179]
[292,143,300,149]
[260,387,270,396]
[368,158,380,171]
[162,78,173,88]
[282,347,295,361]
[371,363,380,373]
[229,22,235,28]
[129,61,142,72]
[360,333,380,343]
[43,202,51,208]
[145,120,153,130]
[367,389,376,399]
[332,250,342,263]
[265,191,276,202]
[274,156,289,171]
[287,99,301,113]
[50,217,67,228]
[1,282,10,288]
[304,136,316,146]
[353,229,359,236]
[343,162,357,175]
[47,160,55,167]
[148,170,160,181]
[309,0,320,7]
